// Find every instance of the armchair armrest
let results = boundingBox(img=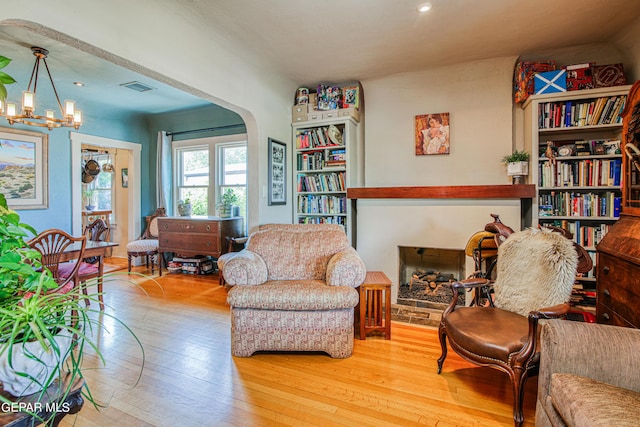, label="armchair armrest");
[222,249,268,286]
[326,247,366,288]
[538,320,640,405]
